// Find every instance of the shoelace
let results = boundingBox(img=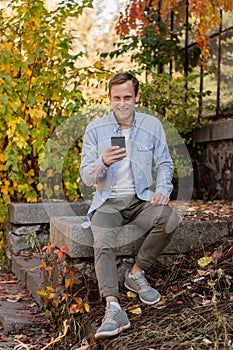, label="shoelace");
[102,307,119,324]
[133,272,150,290]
